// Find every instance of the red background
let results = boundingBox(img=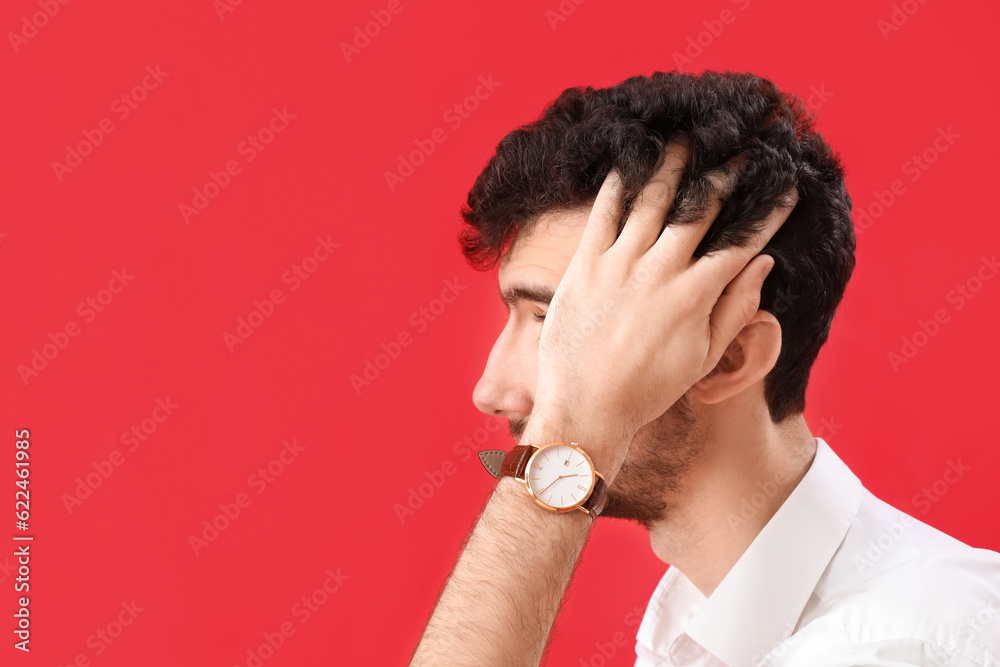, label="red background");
[2,0,998,665]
